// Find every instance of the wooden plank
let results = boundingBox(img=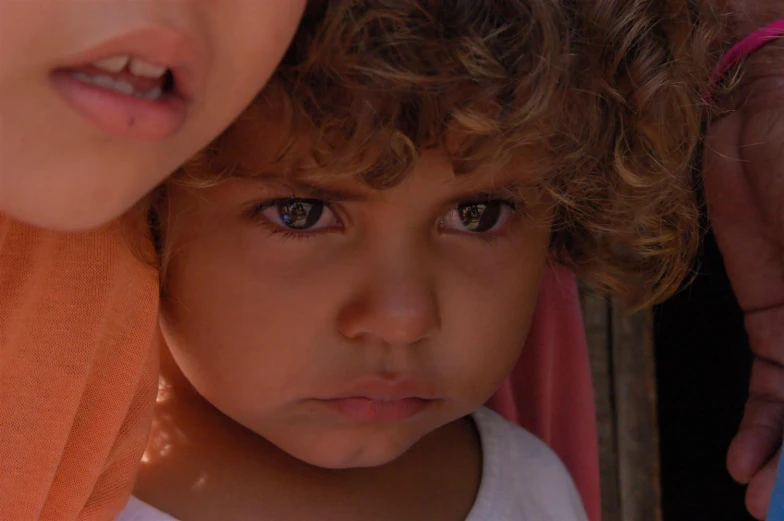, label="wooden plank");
[580,292,621,521]
[611,305,663,521]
